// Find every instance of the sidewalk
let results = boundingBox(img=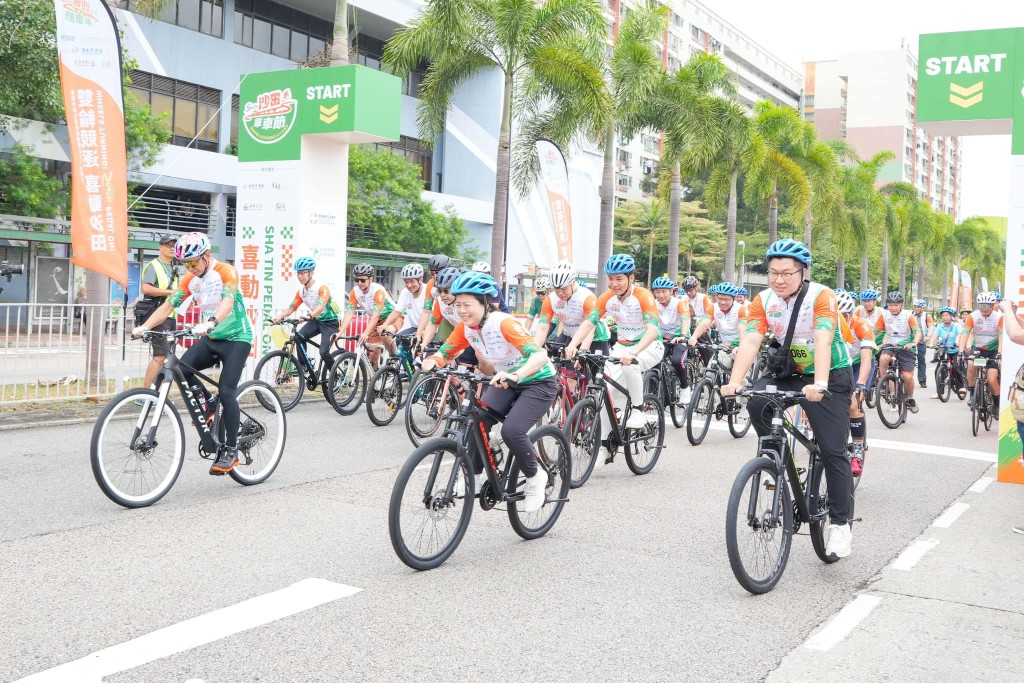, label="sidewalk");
[770,464,1024,682]
[0,400,105,431]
